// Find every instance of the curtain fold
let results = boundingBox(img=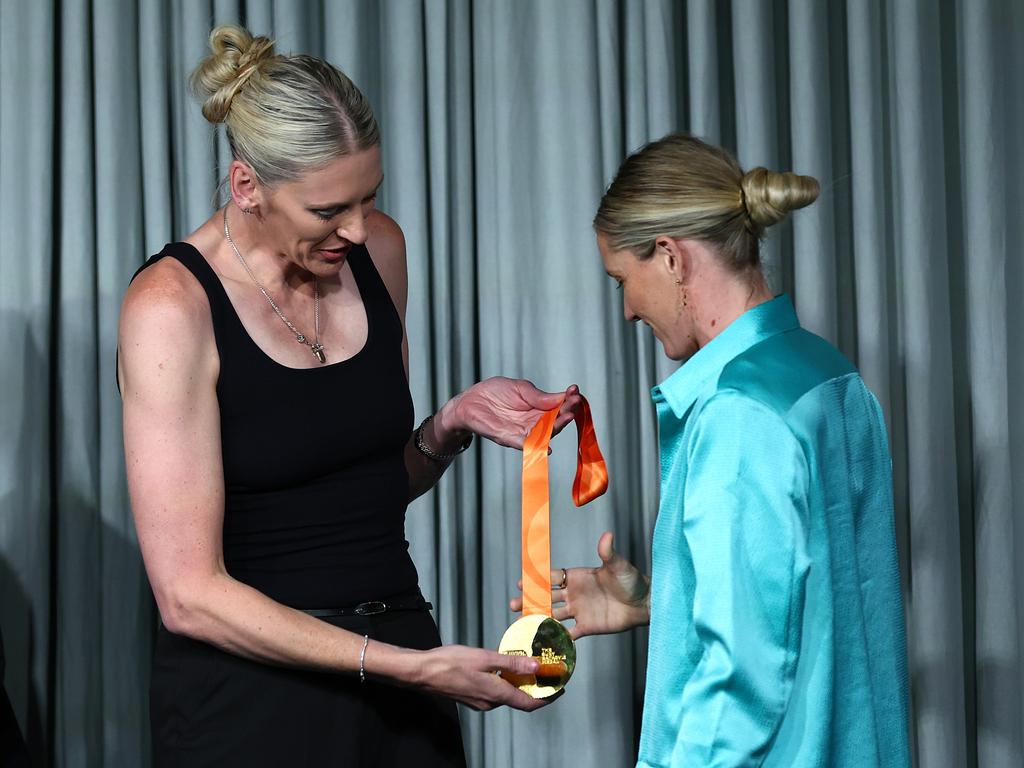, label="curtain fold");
[0,1,1021,766]
[890,3,969,765]
[961,3,1022,766]
[1,0,57,761]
